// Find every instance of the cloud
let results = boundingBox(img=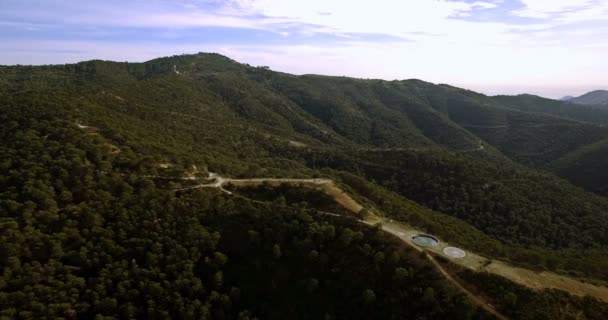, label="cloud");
[220,0,503,37]
[511,0,608,24]
[3,0,607,42]
[1,0,511,41]
[513,0,596,18]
